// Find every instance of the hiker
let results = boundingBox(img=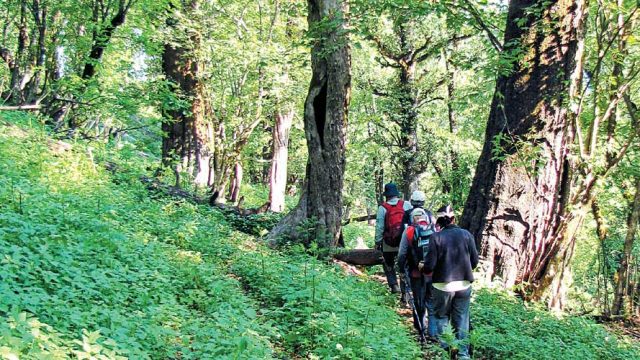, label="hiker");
[397,207,438,342]
[419,205,478,359]
[403,190,426,227]
[375,183,413,294]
